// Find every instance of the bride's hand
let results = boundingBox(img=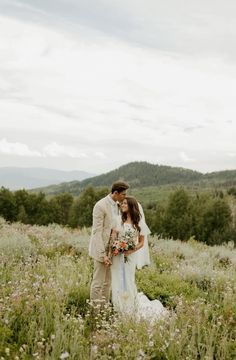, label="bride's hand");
[124,249,134,256]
